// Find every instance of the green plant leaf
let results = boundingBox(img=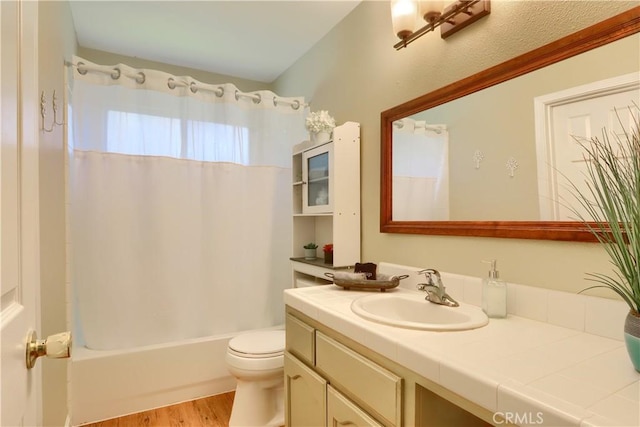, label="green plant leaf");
[566,104,640,313]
